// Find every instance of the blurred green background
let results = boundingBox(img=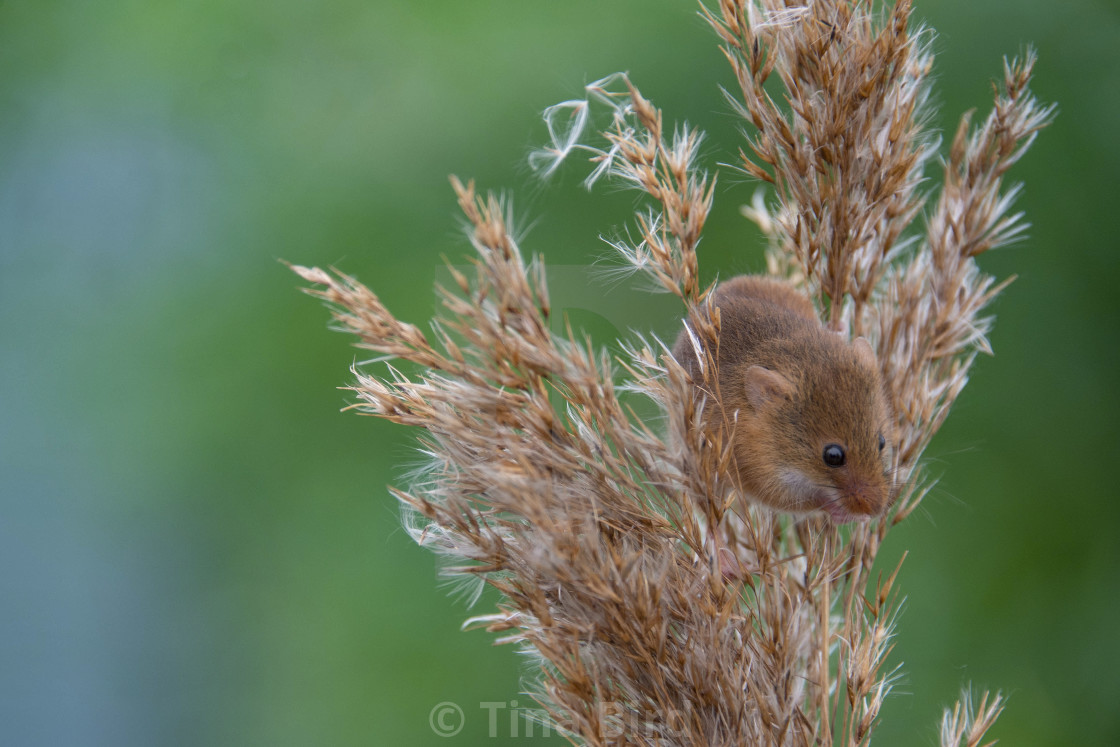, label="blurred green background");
[2,0,1117,744]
